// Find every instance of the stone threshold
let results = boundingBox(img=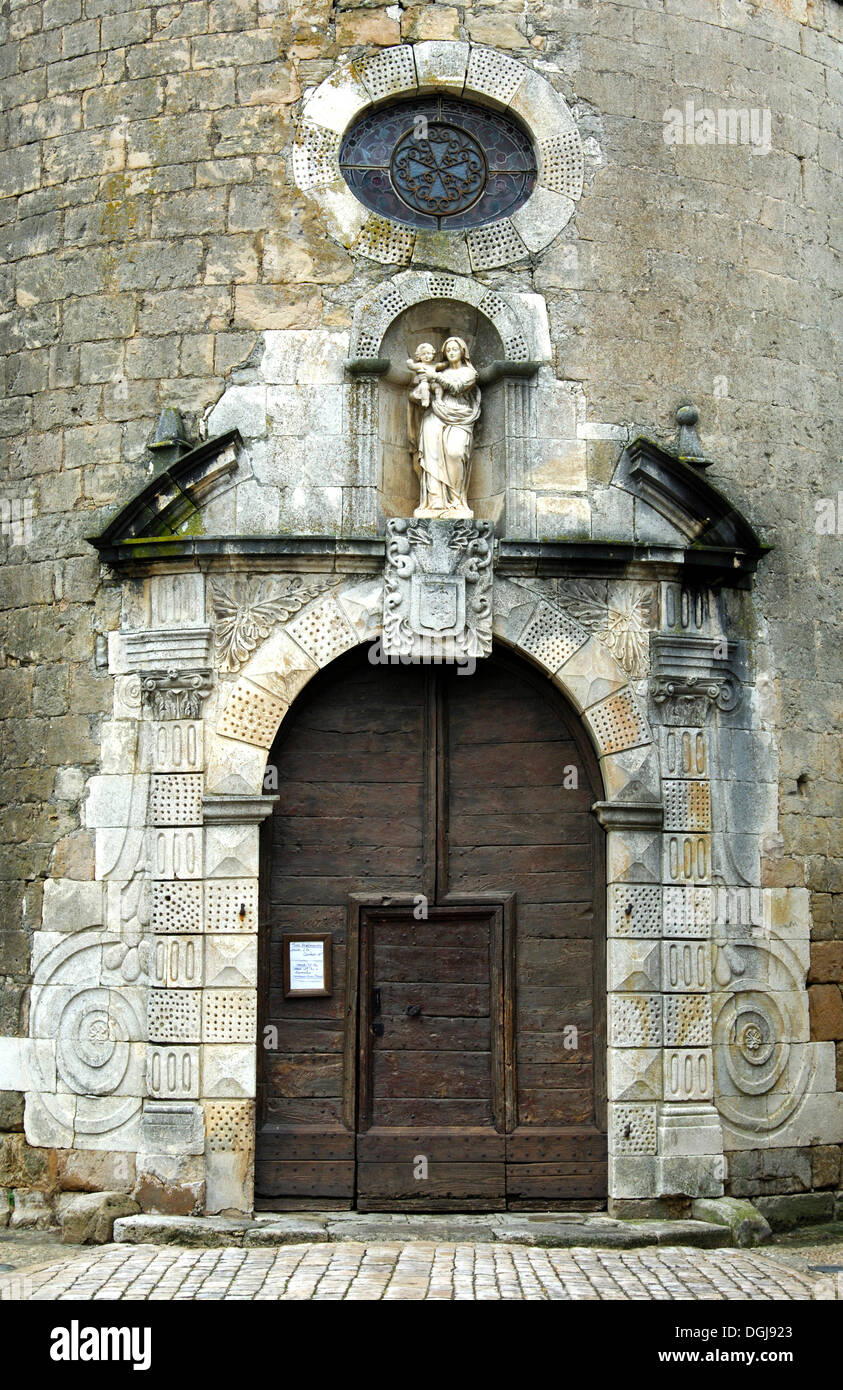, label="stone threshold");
[113,1211,732,1251]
